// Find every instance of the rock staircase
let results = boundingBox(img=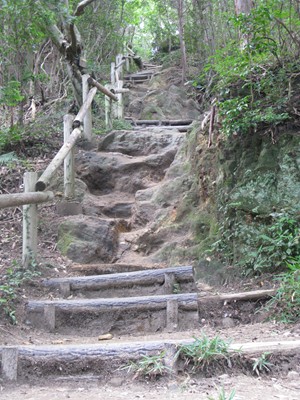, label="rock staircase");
[0,64,202,382]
